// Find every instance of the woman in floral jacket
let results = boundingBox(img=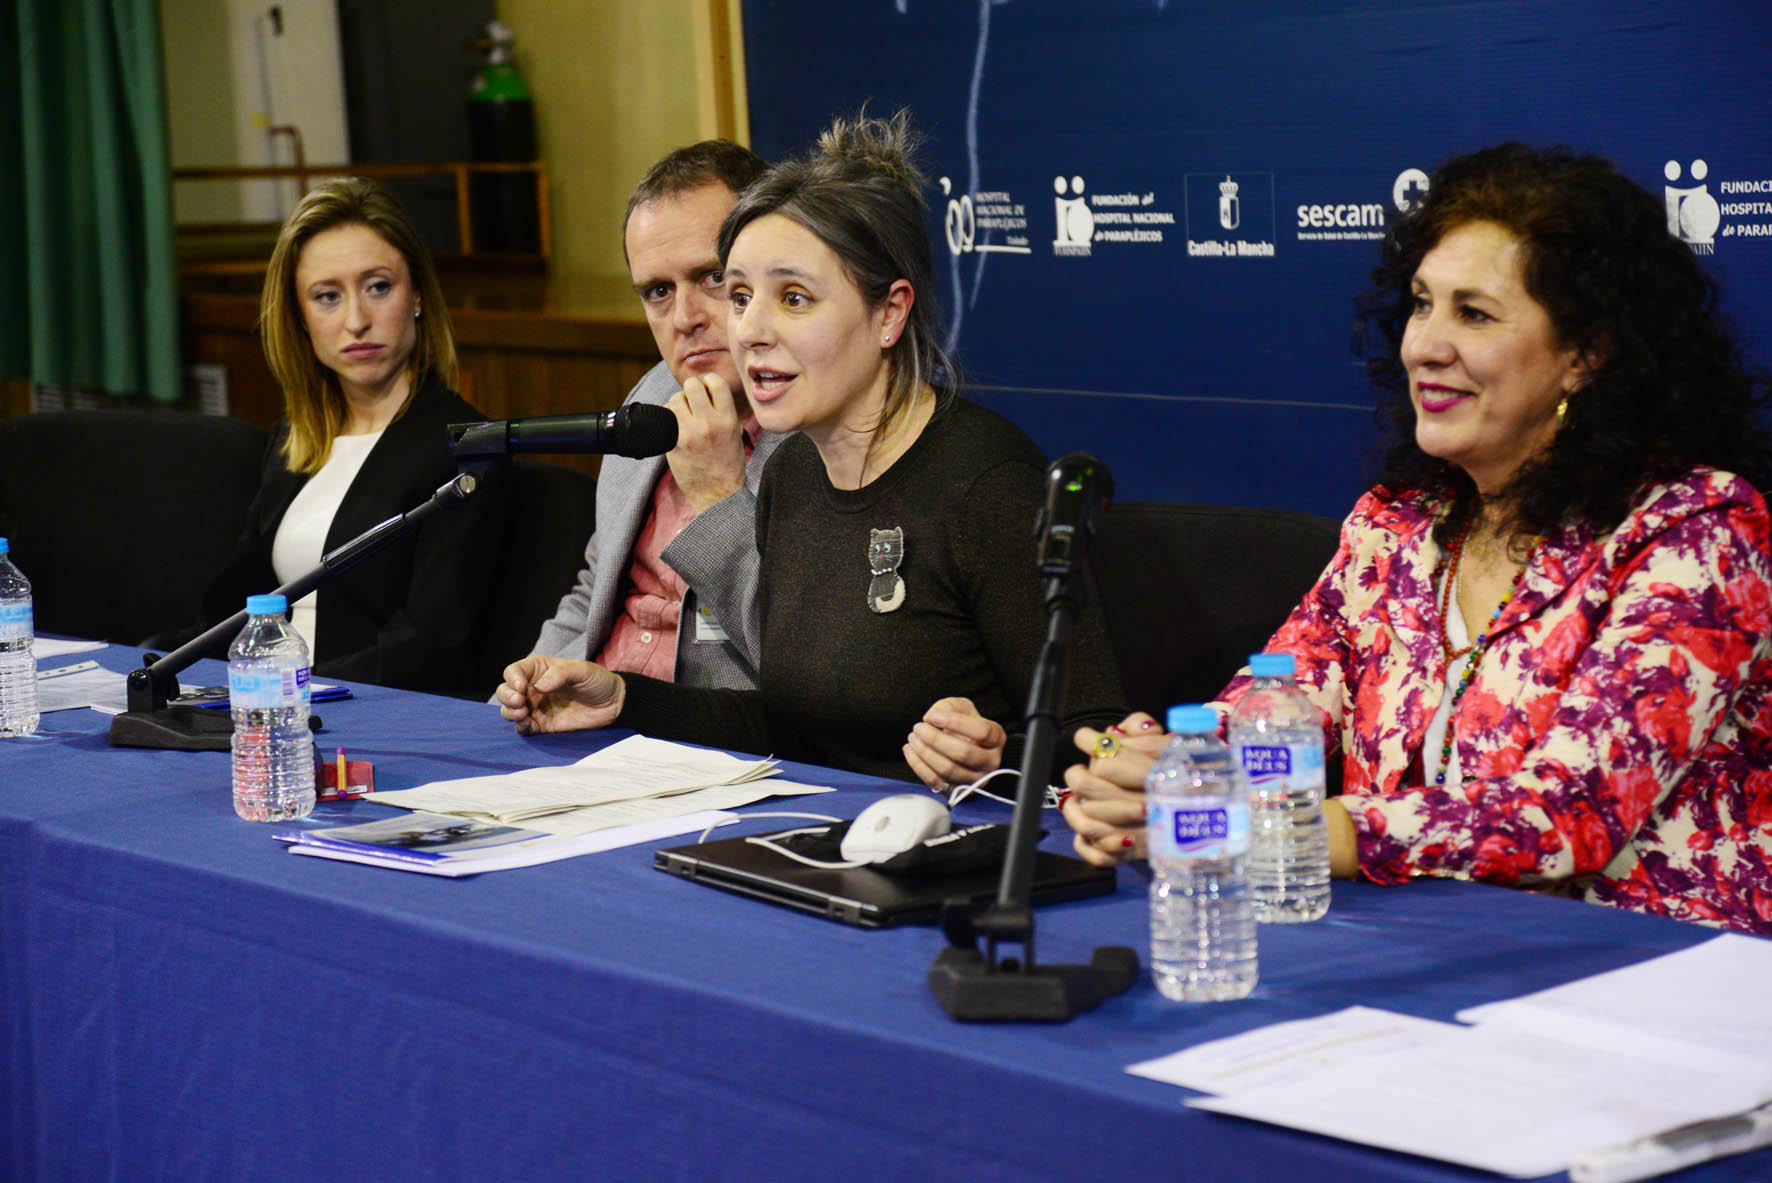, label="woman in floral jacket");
[1063,144,1772,935]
